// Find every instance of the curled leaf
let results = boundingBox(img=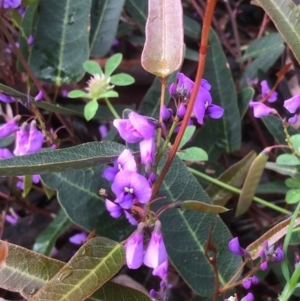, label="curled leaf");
[179,200,229,214]
[141,0,184,77]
